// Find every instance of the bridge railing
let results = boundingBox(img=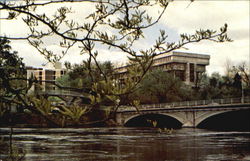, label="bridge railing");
[38,90,83,96]
[119,96,250,111]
